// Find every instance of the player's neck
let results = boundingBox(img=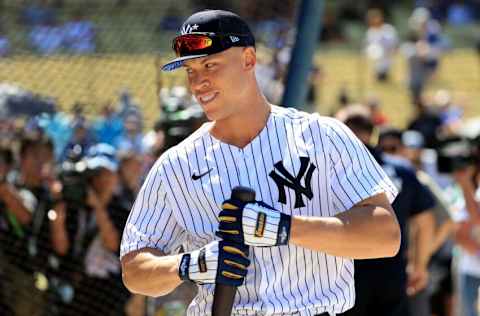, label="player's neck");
[210,97,271,149]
